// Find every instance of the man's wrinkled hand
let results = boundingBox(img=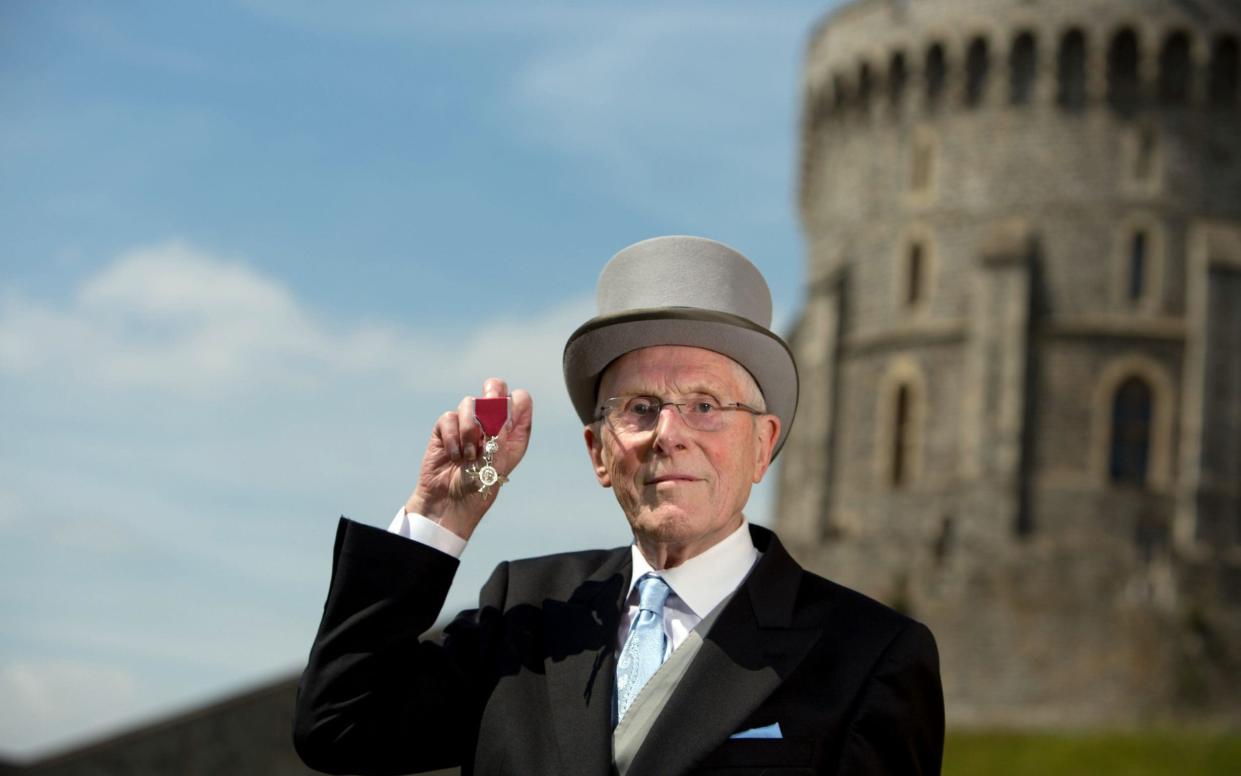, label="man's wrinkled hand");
[404,377,533,541]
